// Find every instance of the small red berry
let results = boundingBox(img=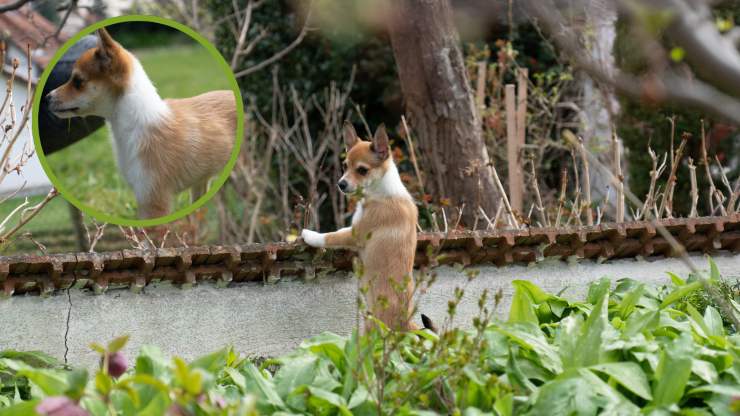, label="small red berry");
[100,351,128,378]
